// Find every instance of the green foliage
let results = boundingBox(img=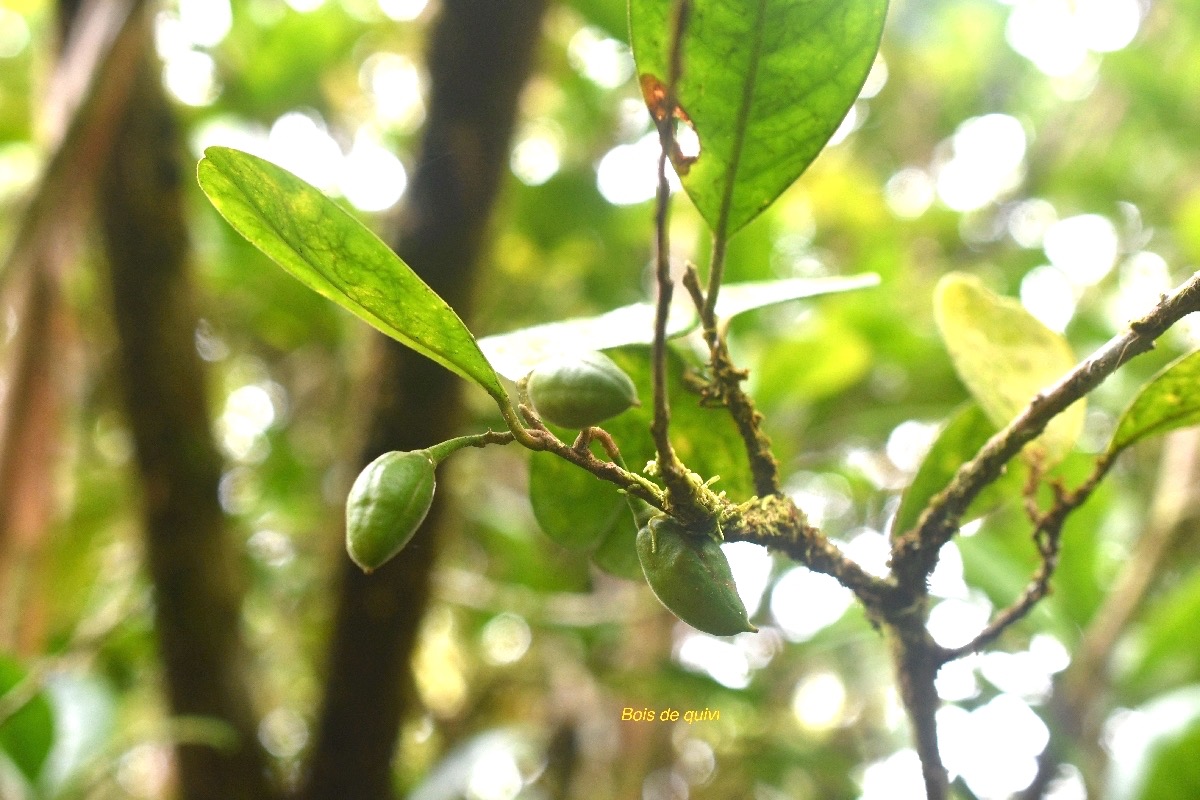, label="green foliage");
[934,272,1084,463]
[1110,349,1200,453]
[628,0,889,235]
[0,655,54,785]
[197,146,507,403]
